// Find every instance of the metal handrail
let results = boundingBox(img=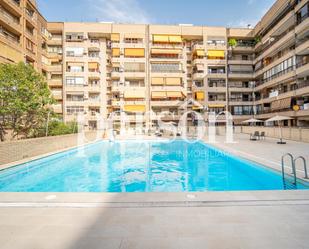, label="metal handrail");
[281,153,296,186]
[294,156,308,179]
